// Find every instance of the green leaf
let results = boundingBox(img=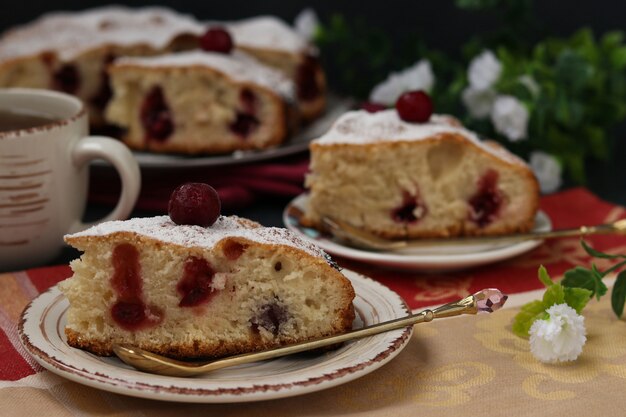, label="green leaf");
[581,240,626,260]
[562,266,608,300]
[512,300,548,338]
[543,283,565,306]
[563,287,592,313]
[611,270,626,318]
[538,265,554,287]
